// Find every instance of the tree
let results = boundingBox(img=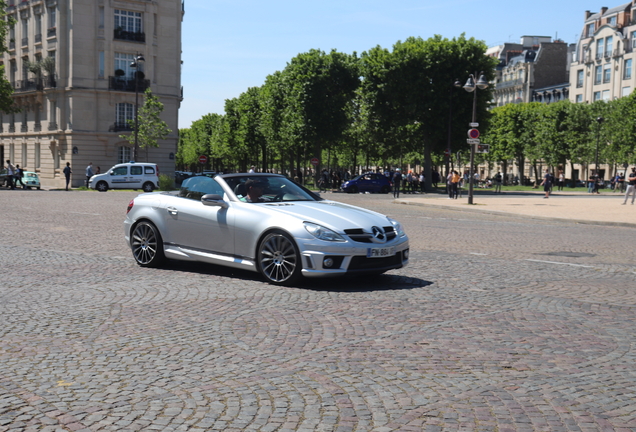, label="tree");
[120,88,172,162]
[0,3,17,113]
